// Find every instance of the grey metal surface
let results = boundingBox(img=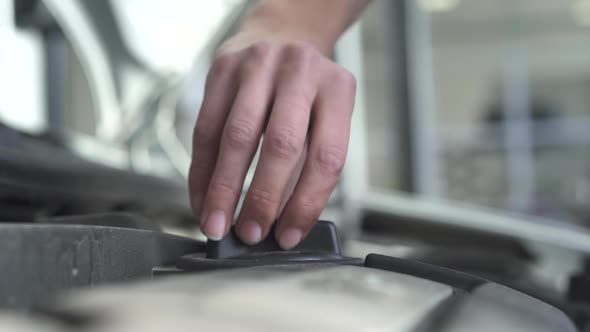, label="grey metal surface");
[0,224,203,309]
[21,265,452,332]
[363,190,590,254]
[441,283,577,332]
